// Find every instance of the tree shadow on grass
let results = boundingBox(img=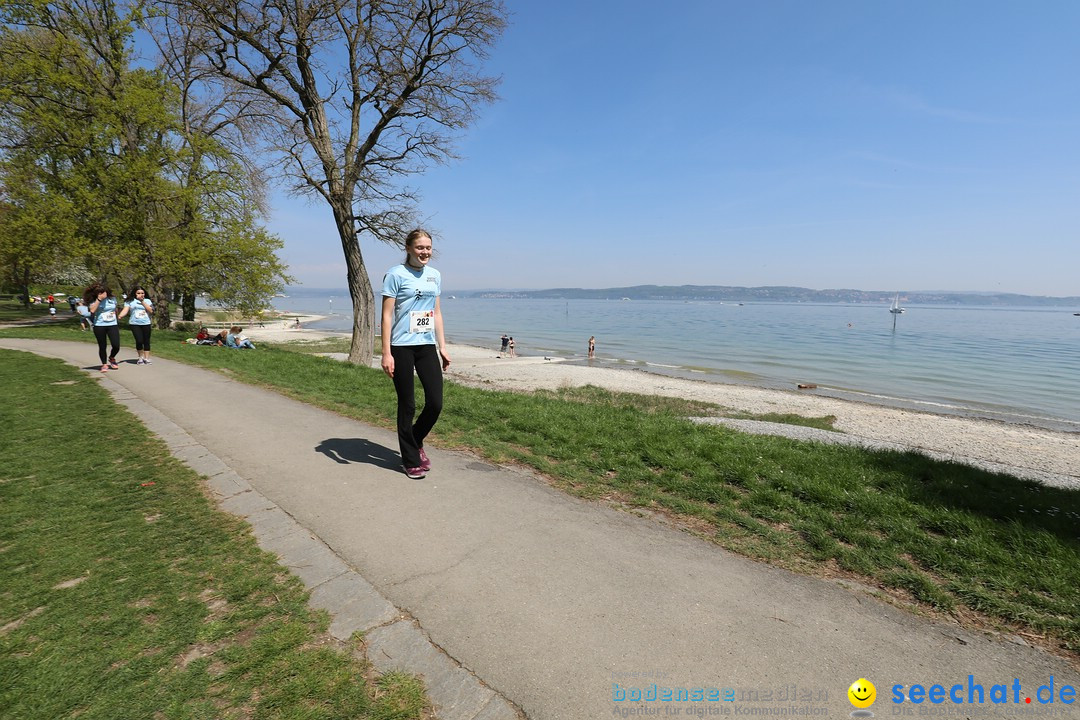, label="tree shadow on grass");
[315,437,400,470]
[867,449,1080,545]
